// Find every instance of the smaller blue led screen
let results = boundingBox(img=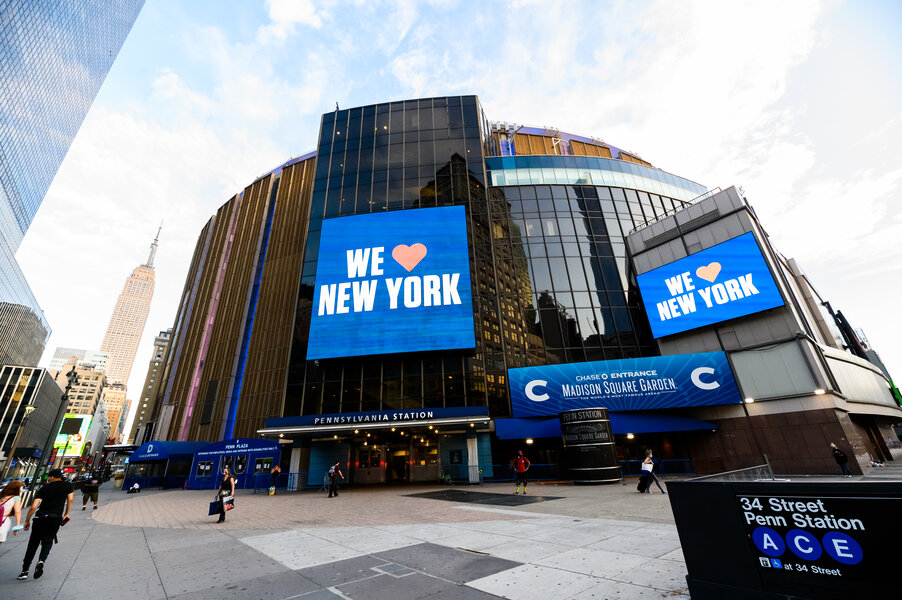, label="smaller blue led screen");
[306,206,476,359]
[636,232,785,338]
